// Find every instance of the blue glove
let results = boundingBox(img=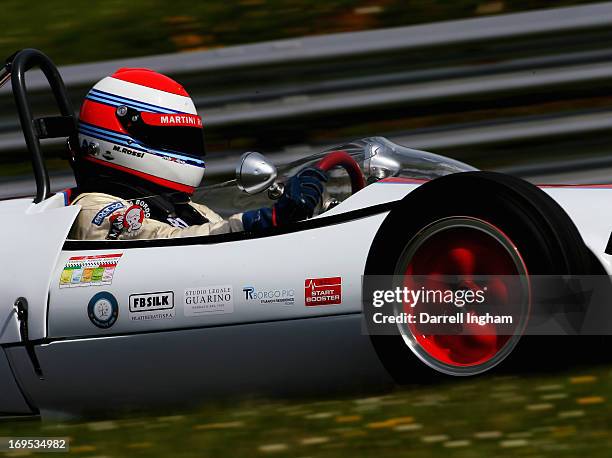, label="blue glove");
[242,167,328,231]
